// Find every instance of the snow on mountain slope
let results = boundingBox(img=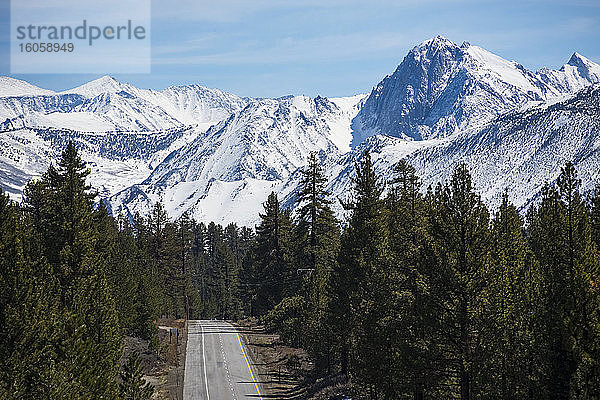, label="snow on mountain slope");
[61,75,249,131]
[328,94,366,152]
[107,95,359,225]
[2,37,600,226]
[330,84,600,217]
[61,75,126,98]
[566,52,600,83]
[0,75,248,133]
[73,92,185,132]
[0,124,197,201]
[0,93,184,133]
[0,94,85,128]
[405,84,600,210]
[537,52,600,94]
[0,77,55,97]
[136,85,249,131]
[353,36,600,144]
[27,112,116,132]
[0,129,56,199]
[0,76,248,198]
[0,86,182,133]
